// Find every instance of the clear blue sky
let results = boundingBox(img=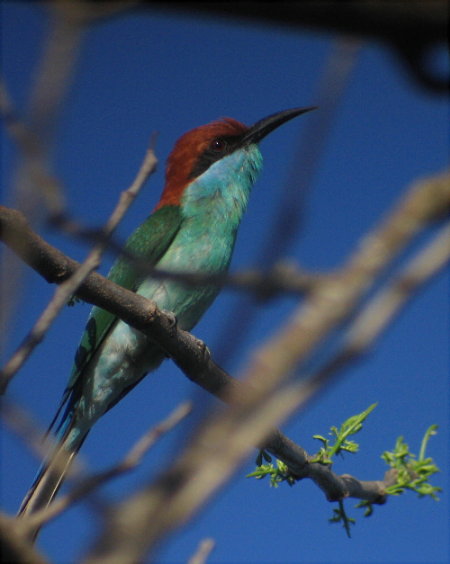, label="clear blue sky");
[1,3,449,563]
